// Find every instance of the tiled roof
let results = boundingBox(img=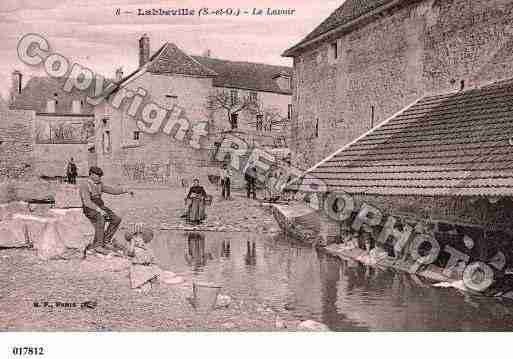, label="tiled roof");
[283,0,400,56]
[11,77,94,114]
[147,43,218,77]
[300,80,513,196]
[192,56,293,95]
